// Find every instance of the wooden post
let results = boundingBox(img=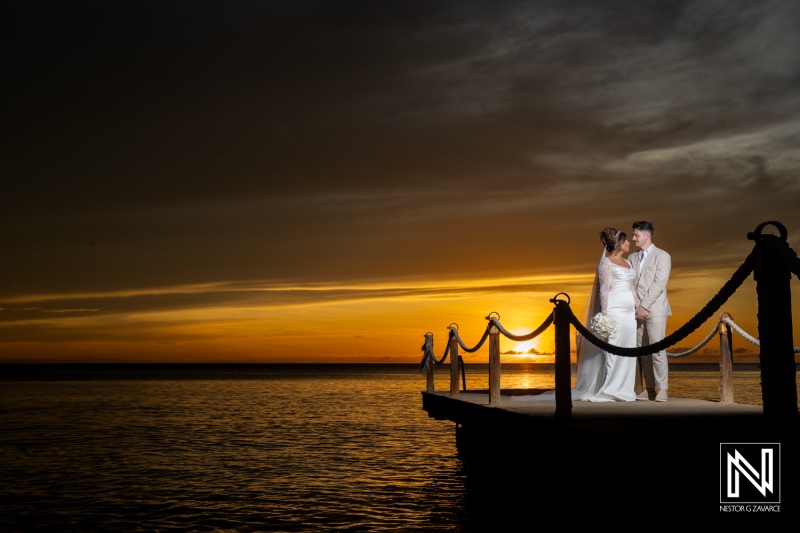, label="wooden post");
[749,222,798,427]
[449,330,460,397]
[552,299,572,420]
[719,321,734,404]
[425,333,435,393]
[488,324,500,405]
